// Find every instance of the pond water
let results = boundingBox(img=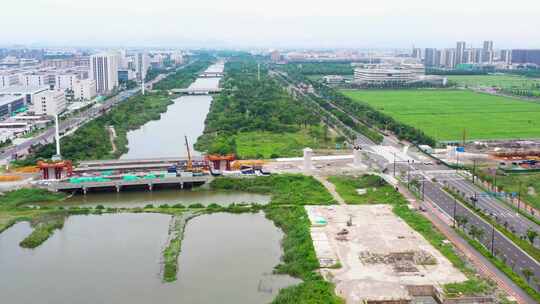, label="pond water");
[38,188,271,208]
[0,212,299,304]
